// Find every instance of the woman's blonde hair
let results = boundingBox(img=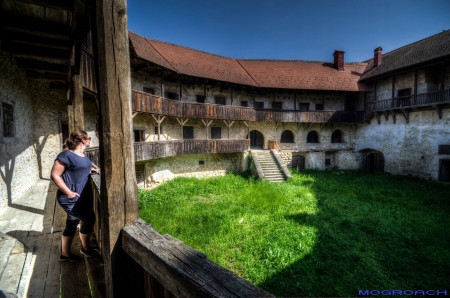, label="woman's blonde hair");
[65,130,89,150]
